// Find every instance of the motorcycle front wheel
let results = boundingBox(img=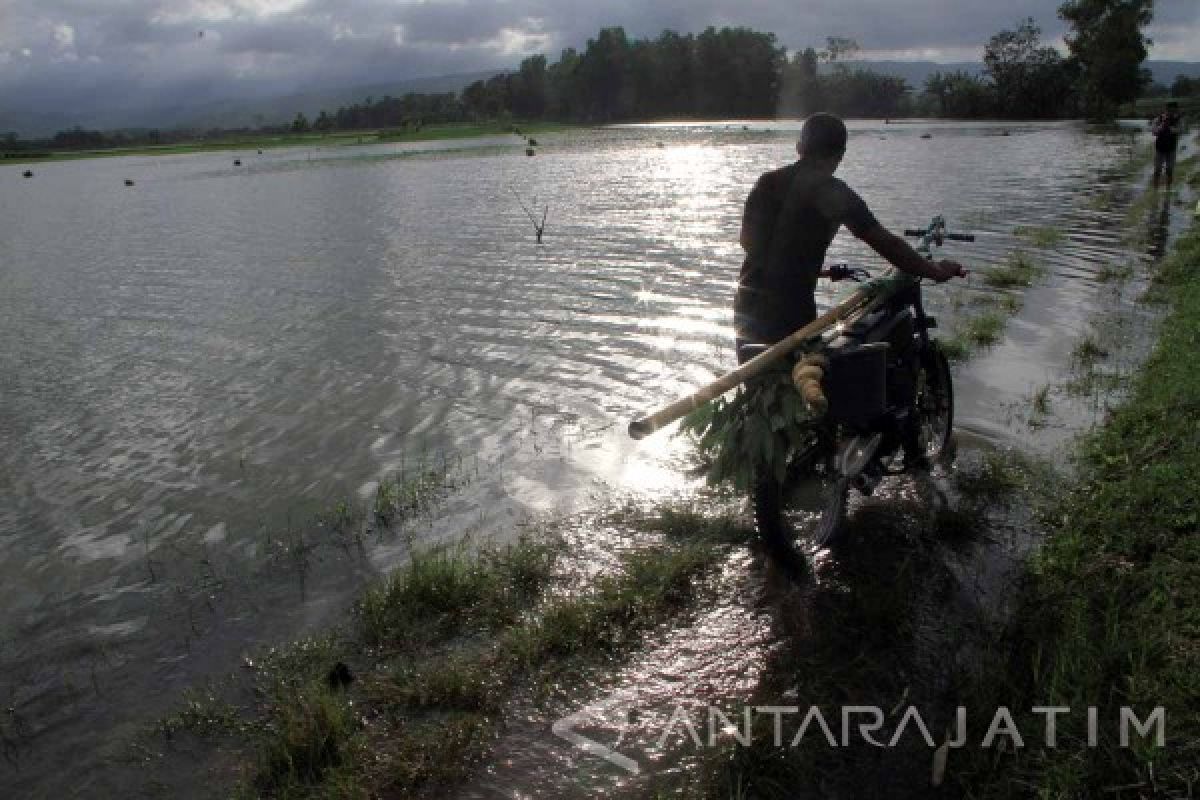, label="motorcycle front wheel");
[915,341,954,461]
